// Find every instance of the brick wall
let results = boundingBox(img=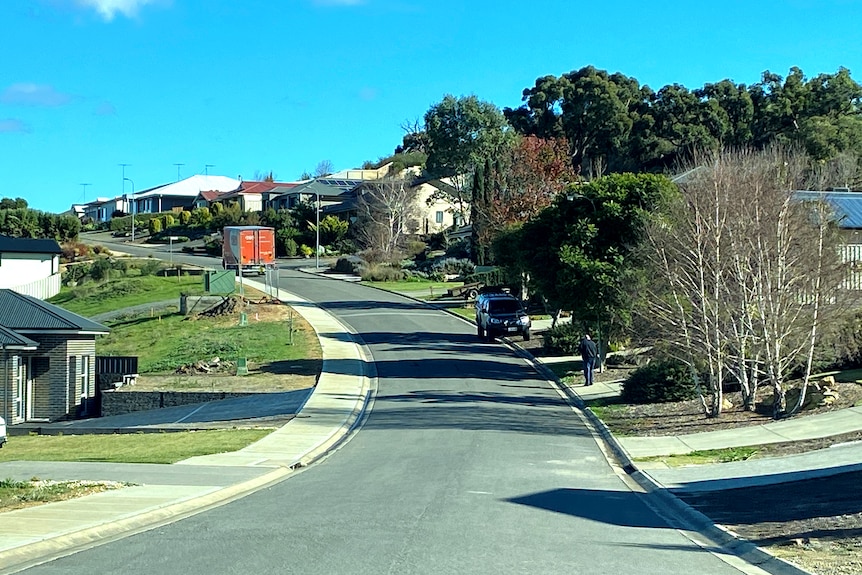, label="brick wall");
[29,335,67,421]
